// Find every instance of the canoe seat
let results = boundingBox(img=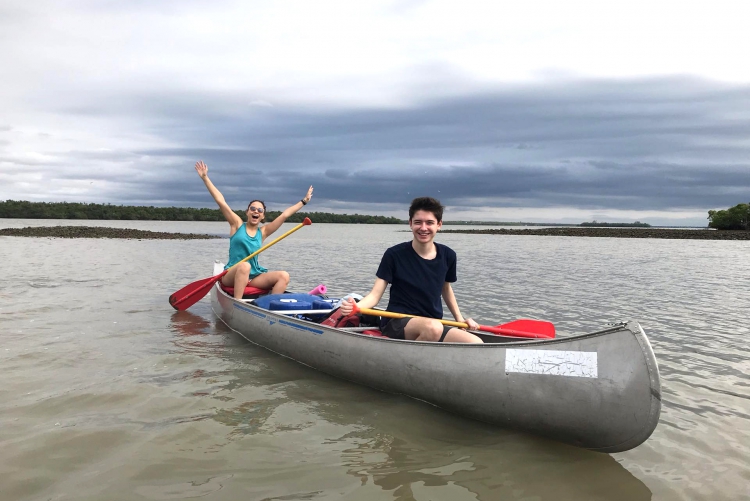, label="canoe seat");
[220,284,270,298]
